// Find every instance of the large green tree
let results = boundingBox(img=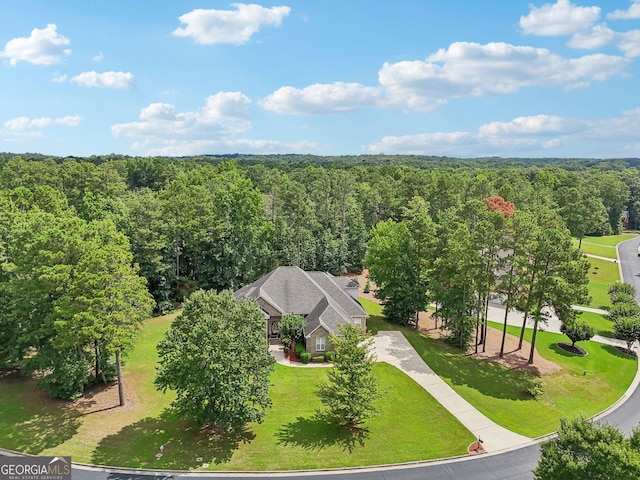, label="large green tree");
[317,323,380,428]
[534,416,640,479]
[52,220,154,405]
[365,220,422,325]
[515,209,590,363]
[155,290,274,430]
